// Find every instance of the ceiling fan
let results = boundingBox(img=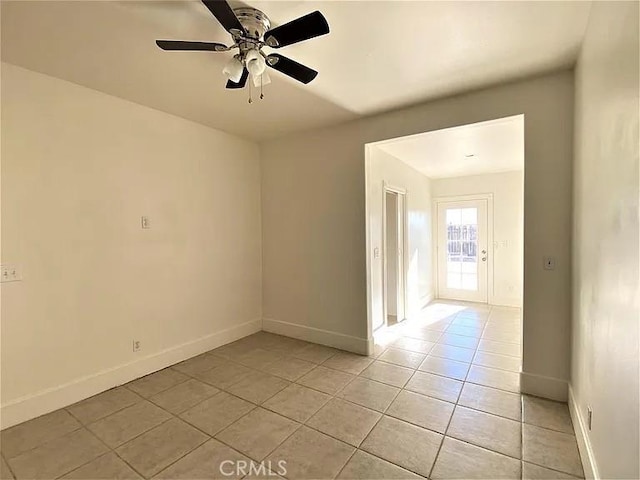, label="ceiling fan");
[156,0,329,92]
